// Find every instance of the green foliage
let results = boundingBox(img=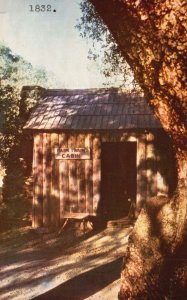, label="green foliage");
[0,43,50,165]
[0,43,53,230]
[77,0,137,88]
[0,156,32,230]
